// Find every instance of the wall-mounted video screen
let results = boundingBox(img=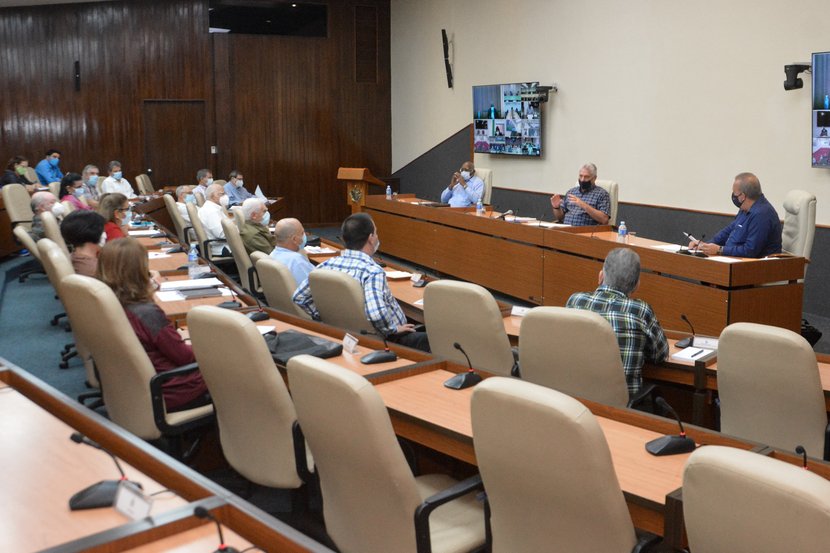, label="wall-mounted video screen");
[473,82,542,157]
[812,51,830,167]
